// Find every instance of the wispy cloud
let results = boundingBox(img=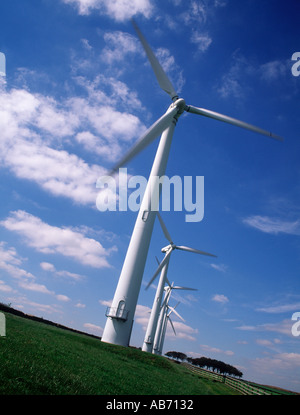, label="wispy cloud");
[0,242,70,301]
[212,294,229,304]
[40,262,85,282]
[167,321,199,341]
[256,303,300,314]
[190,31,212,53]
[215,47,291,100]
[190,344,234,356]
[242,215,300,235]
[101,31,140,64]
[61,0,153,21]
[236,319,295,337]
[210,263,227,273]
